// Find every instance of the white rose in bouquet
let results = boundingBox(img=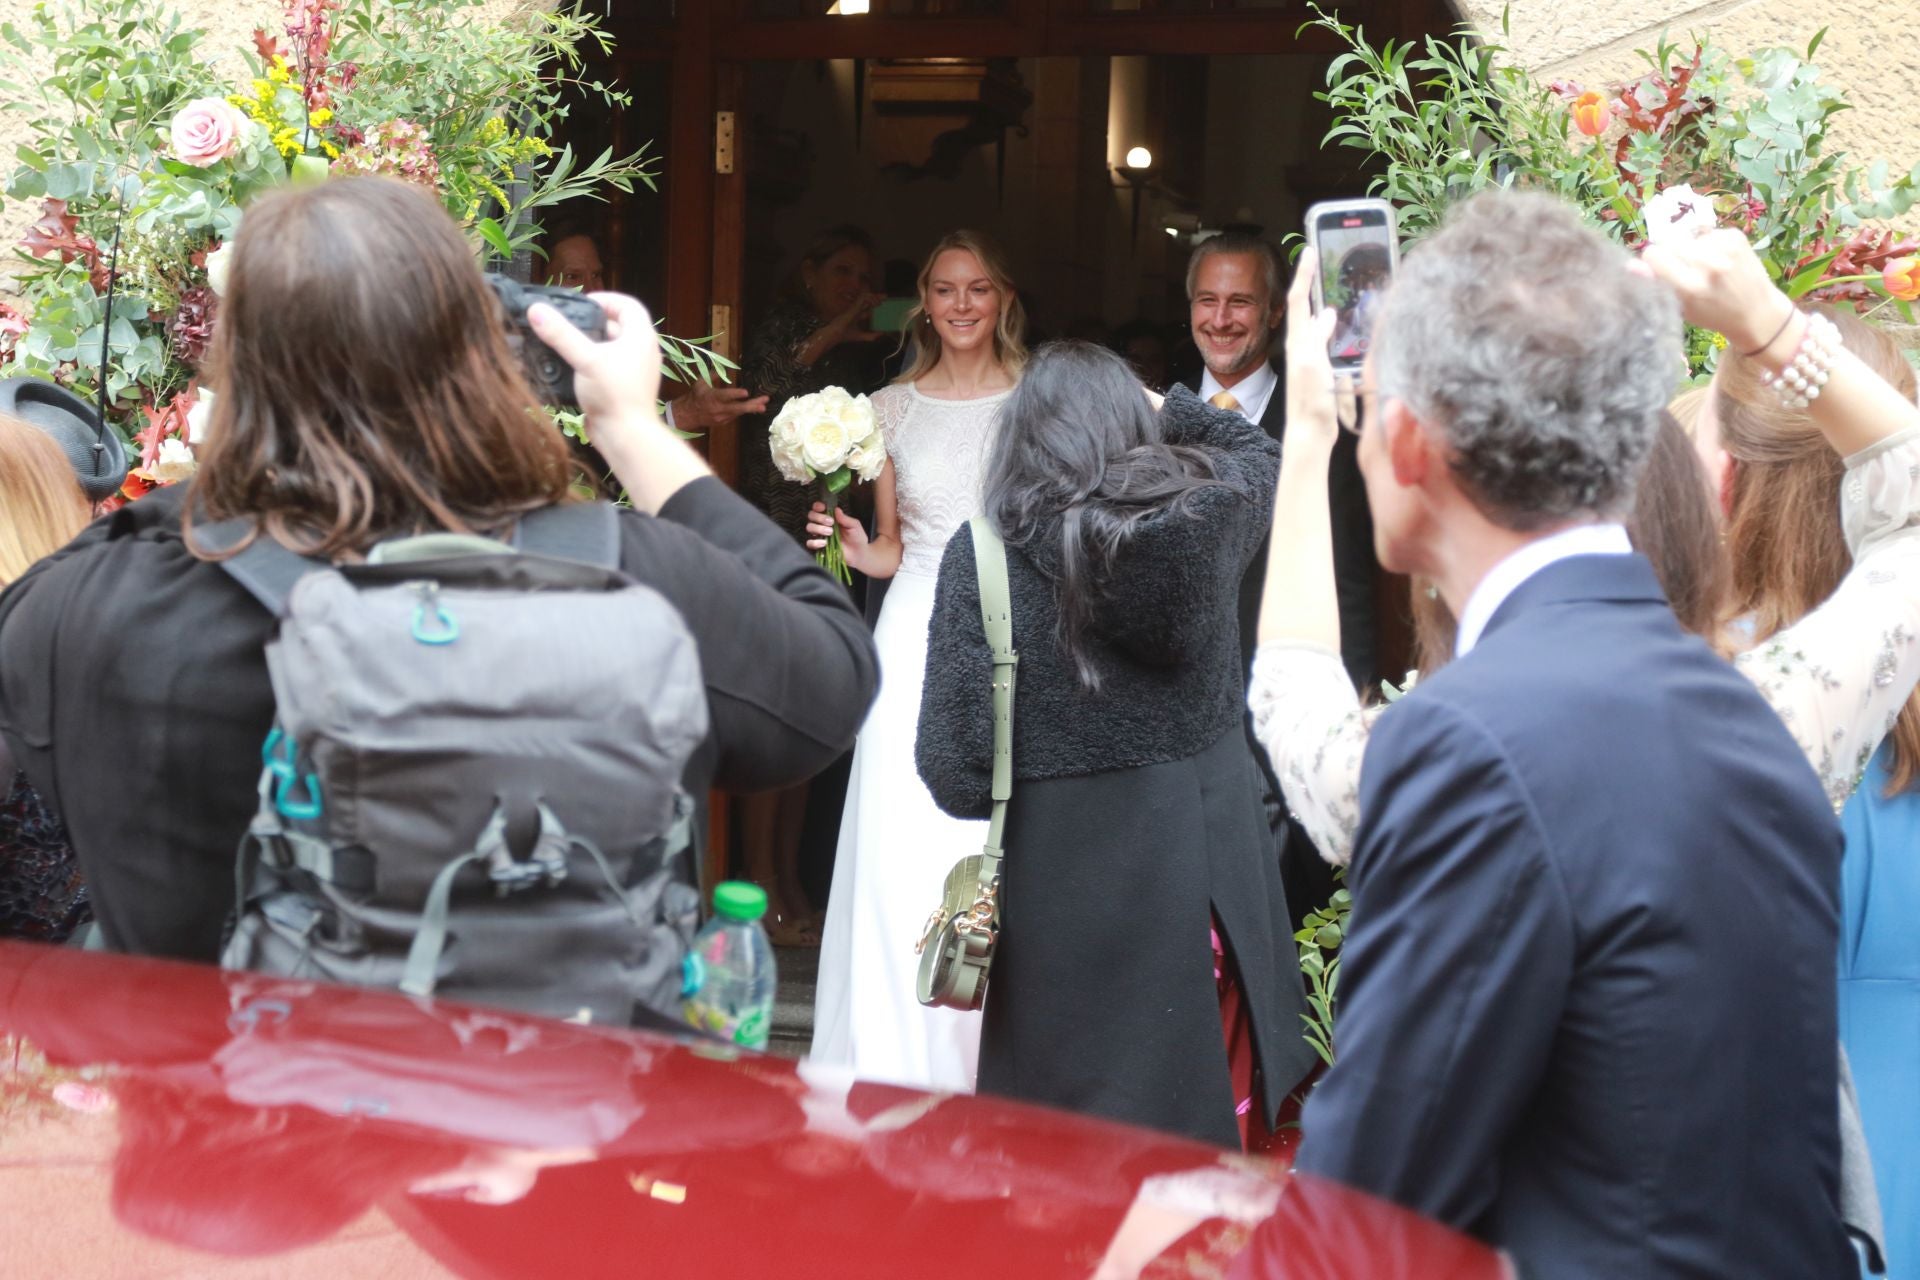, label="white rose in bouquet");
[801,413,855,474]
[766,386,879,584]
[847,433,886,482]
[769,420,811,483]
